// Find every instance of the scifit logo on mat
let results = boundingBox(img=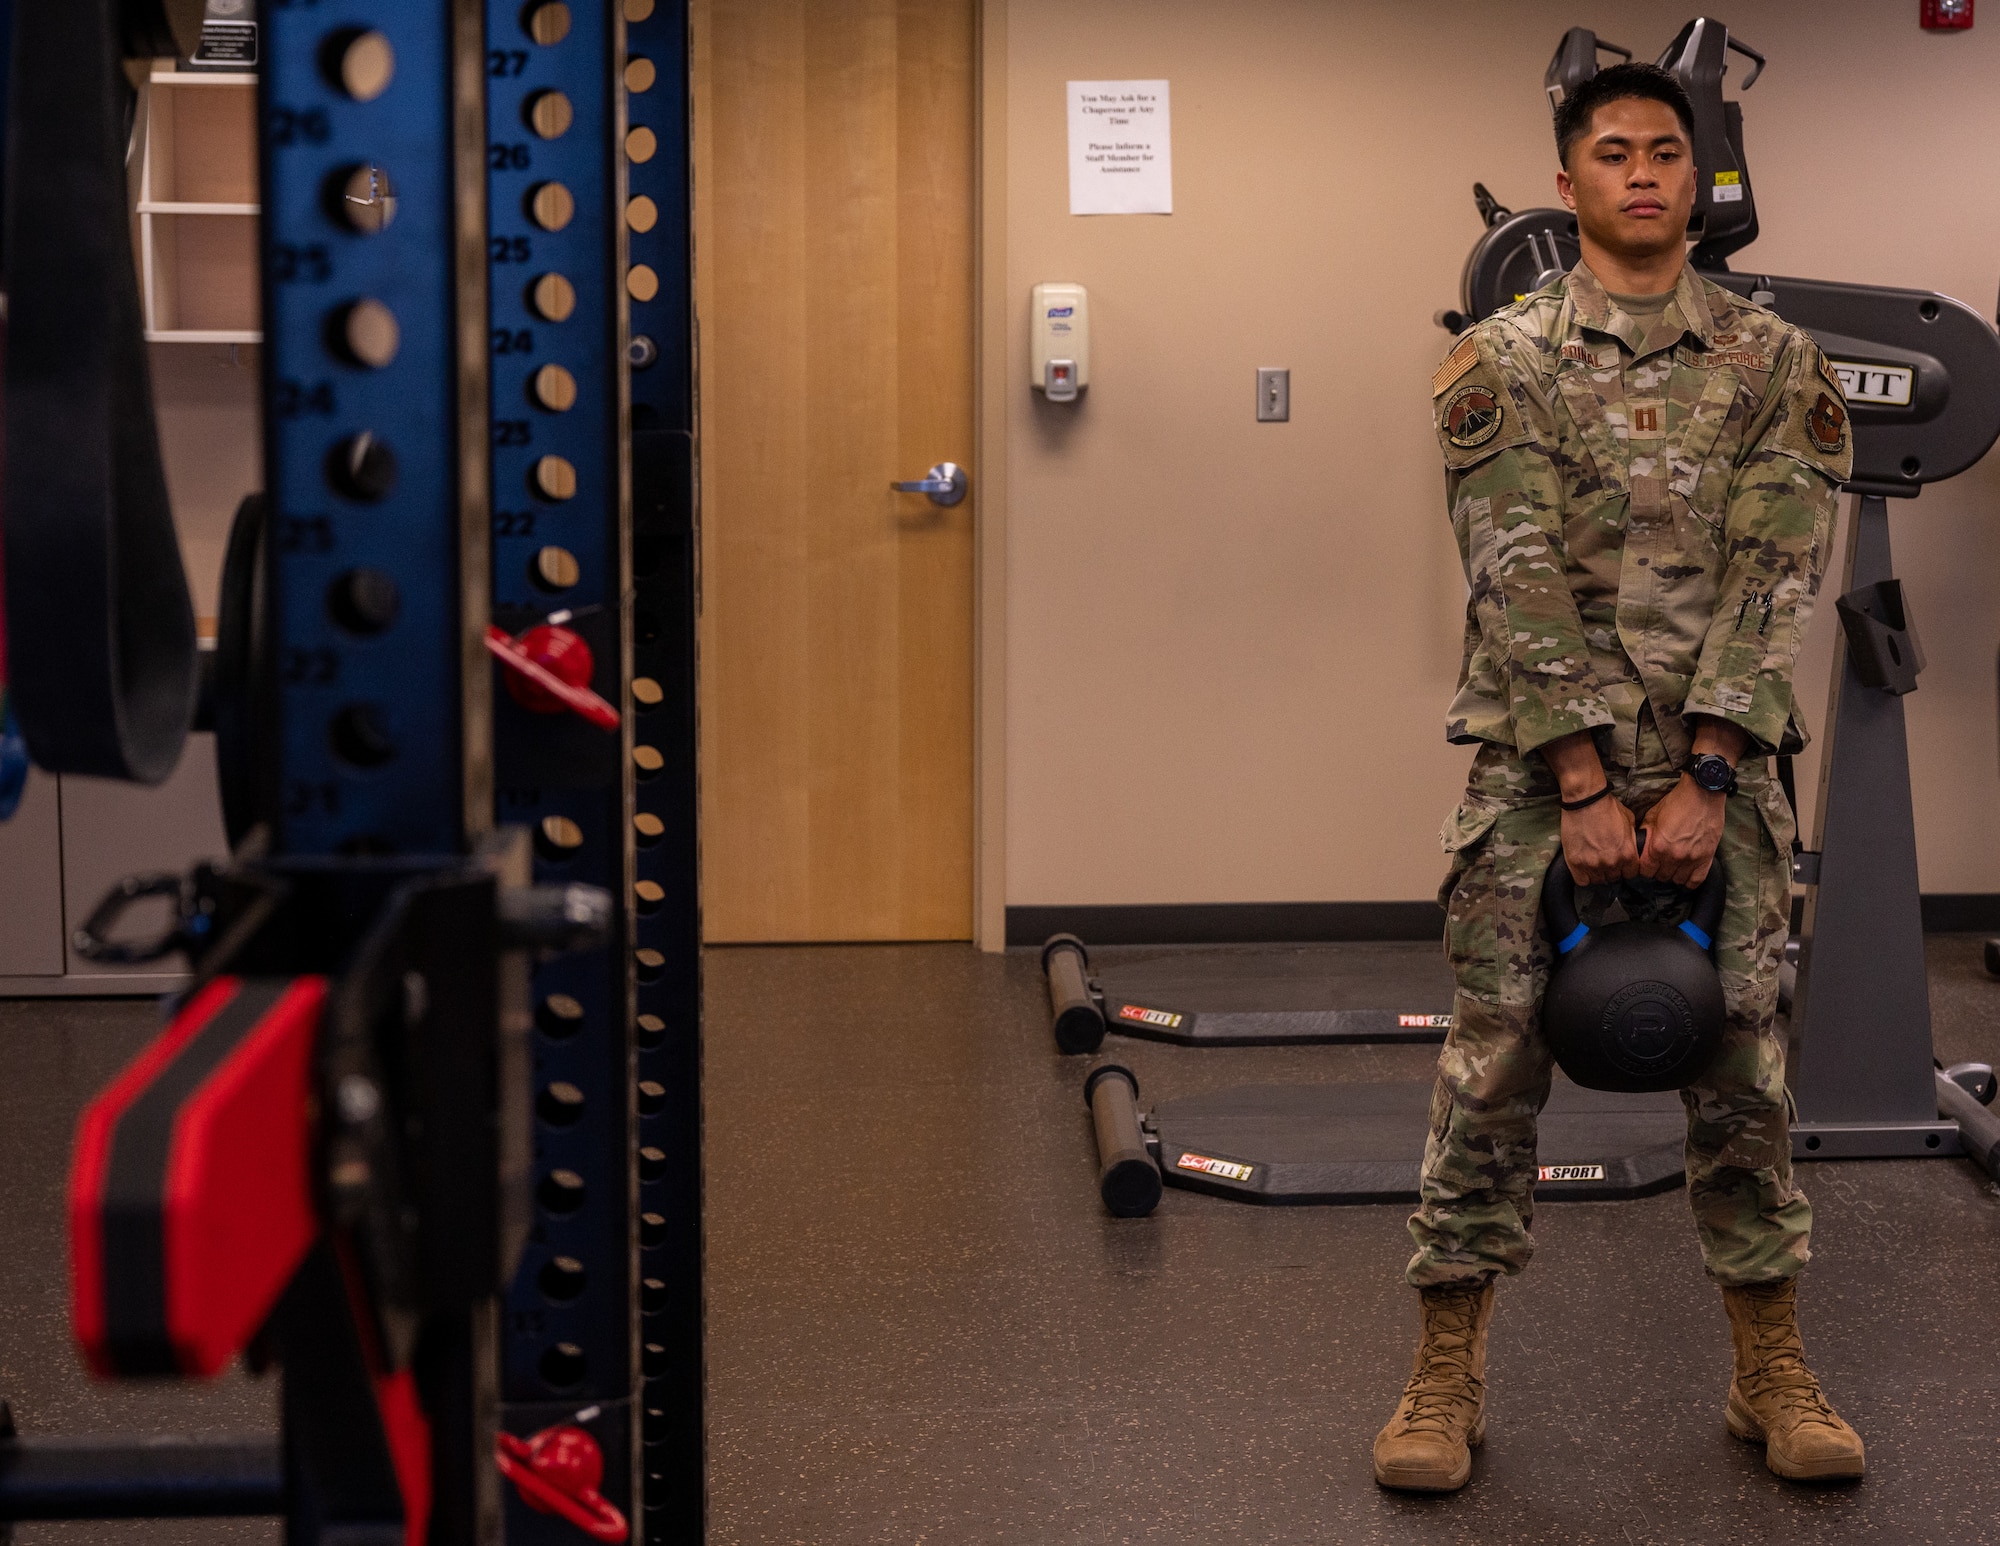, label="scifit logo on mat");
[1117,1004,1183,1029]
[1538,1164,1605,1182]
[1398,1013,1452,1028]
[1177,1152,1254,1182]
